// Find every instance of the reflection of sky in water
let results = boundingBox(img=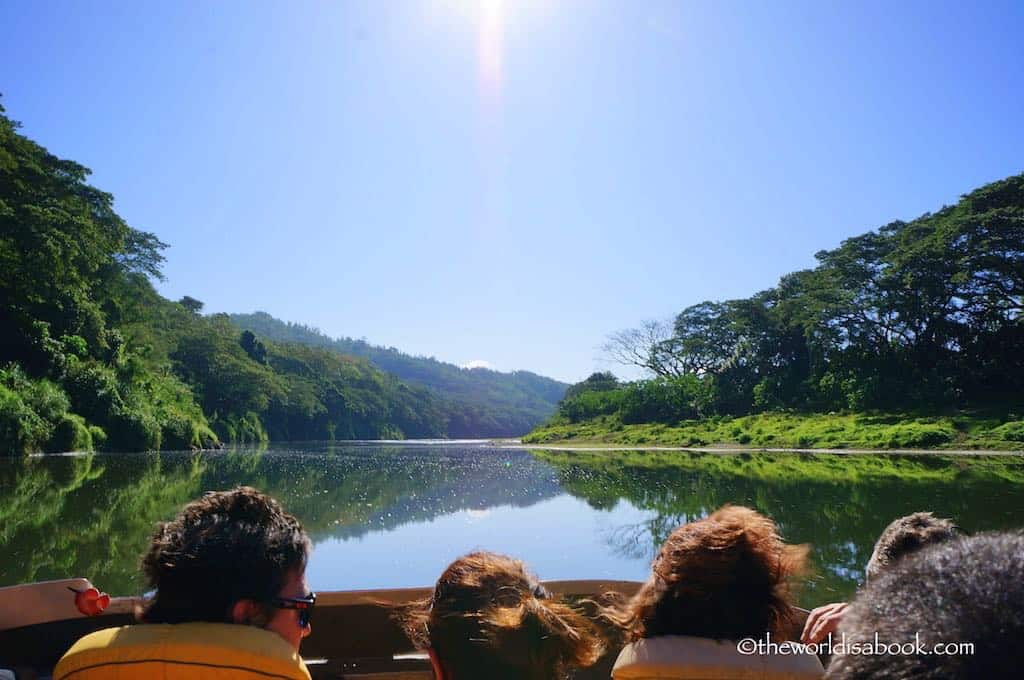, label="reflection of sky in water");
[307,494,656,590]
[3,444,1023,606]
